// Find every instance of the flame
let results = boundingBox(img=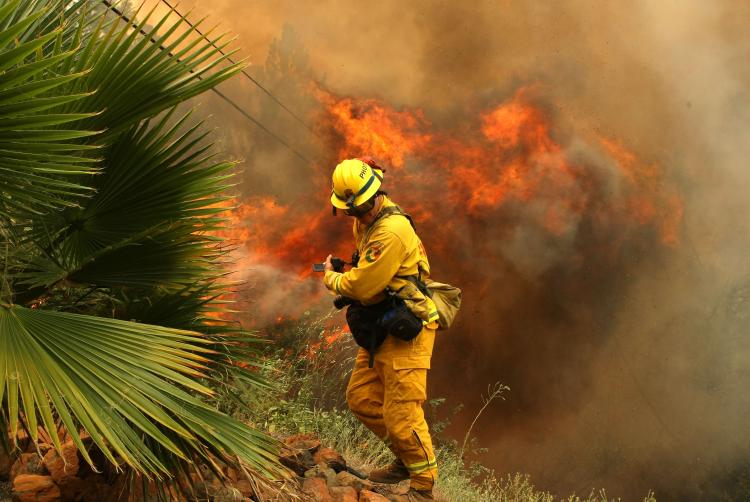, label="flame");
[599,137,684,246]
[314,86,431,169]
[213,84,683,333]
